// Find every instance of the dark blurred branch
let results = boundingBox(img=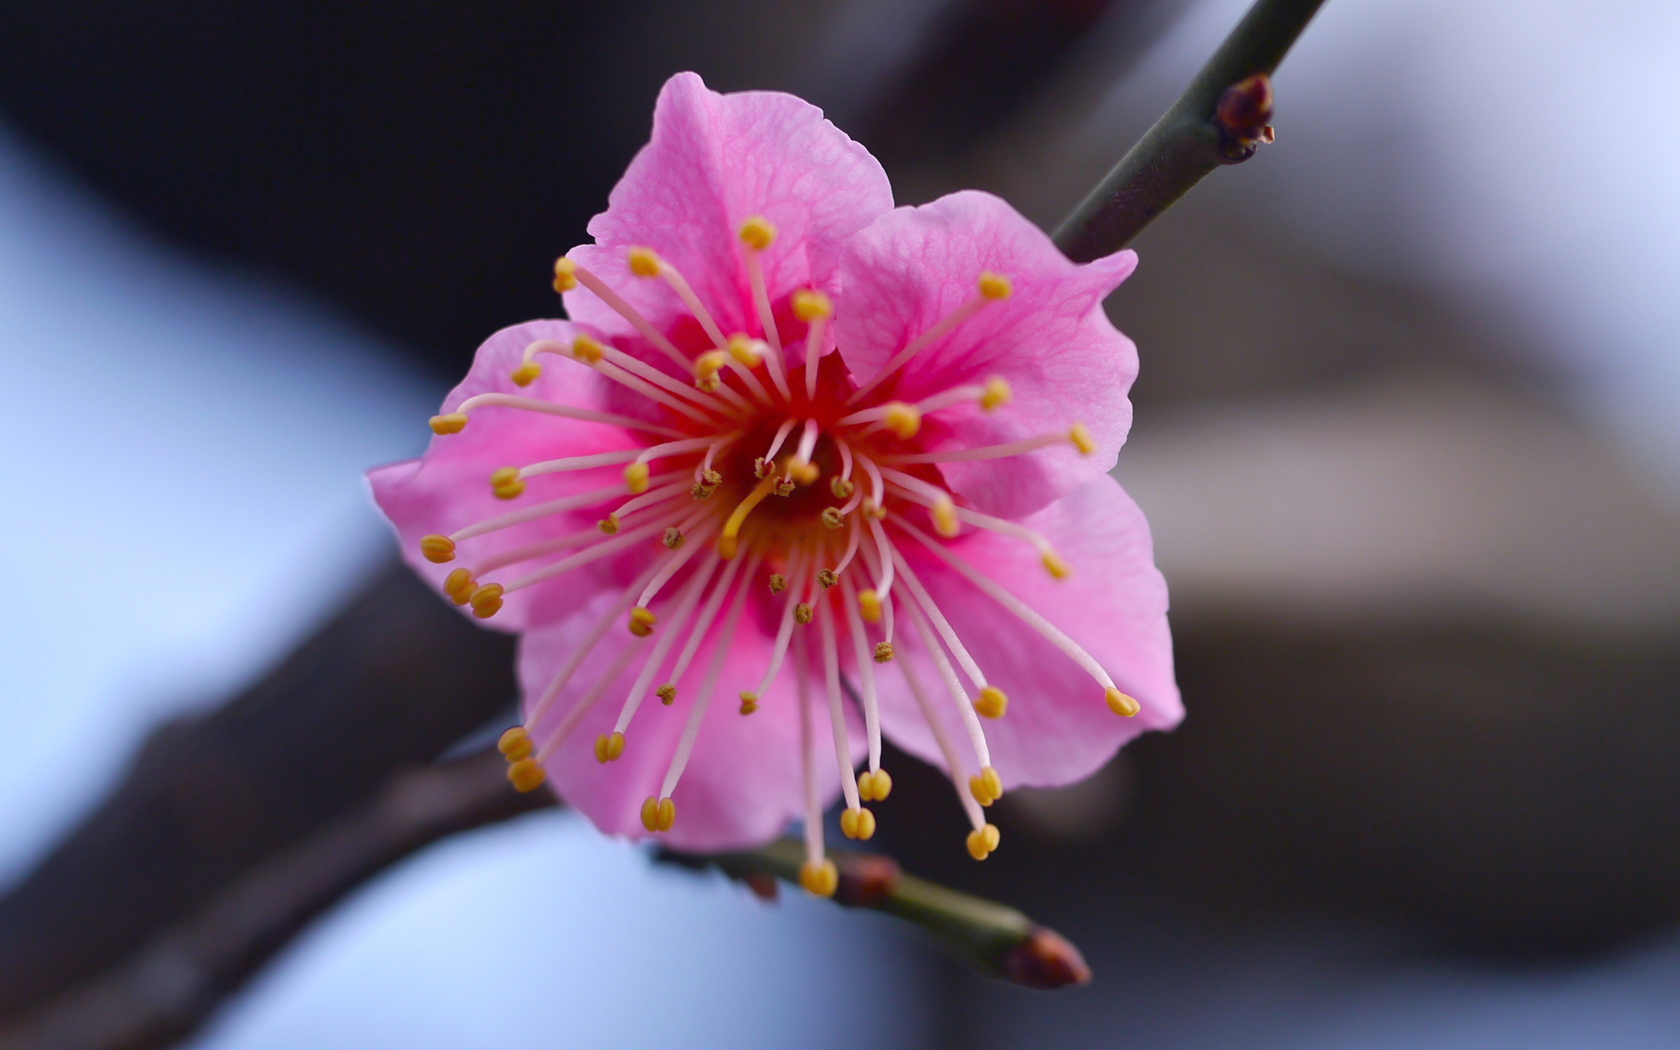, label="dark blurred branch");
[0,755,1086,1050]
[0,750,547,1050]
[1053,0,1326,260]
[0,563,516,1023]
